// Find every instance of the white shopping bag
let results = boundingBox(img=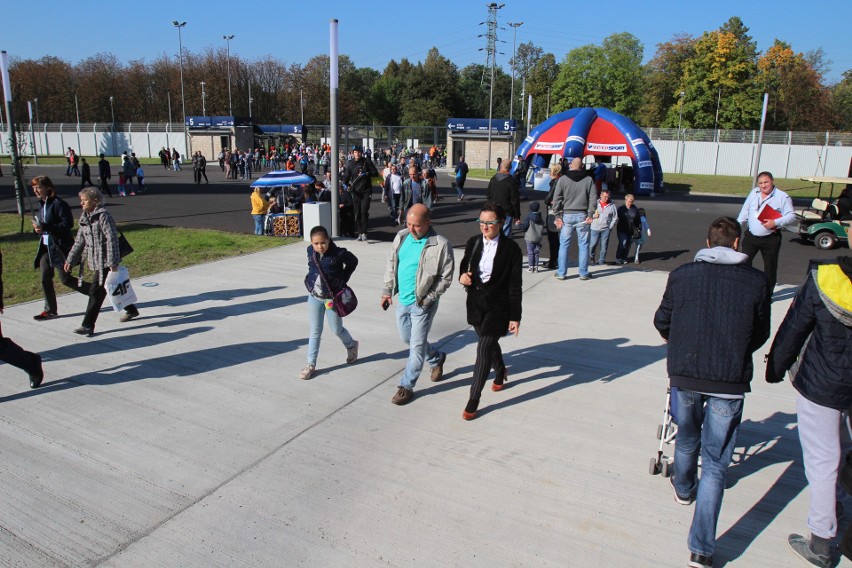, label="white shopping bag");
[104,266,138,312]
